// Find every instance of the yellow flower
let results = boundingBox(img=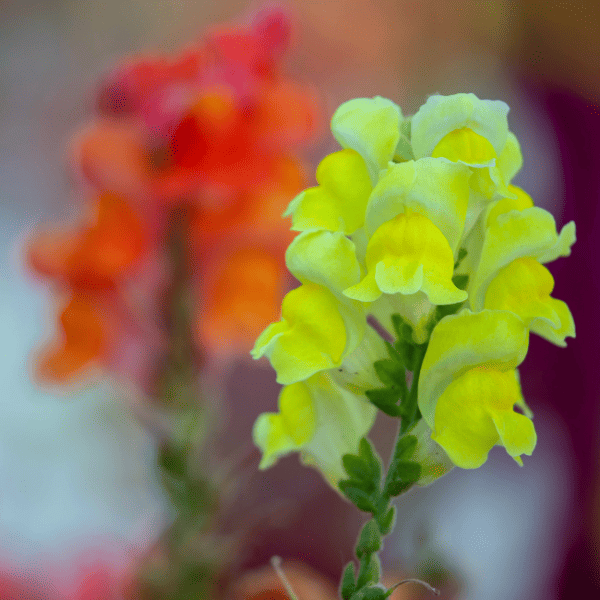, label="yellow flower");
[418,309,535,469]
[330,96,403,183]
[284,149,372,234]
[484,257,575,347]
[253,372,377,486]
[251,282,365,385]
[411,93,509,165]
[343,211,467,305]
